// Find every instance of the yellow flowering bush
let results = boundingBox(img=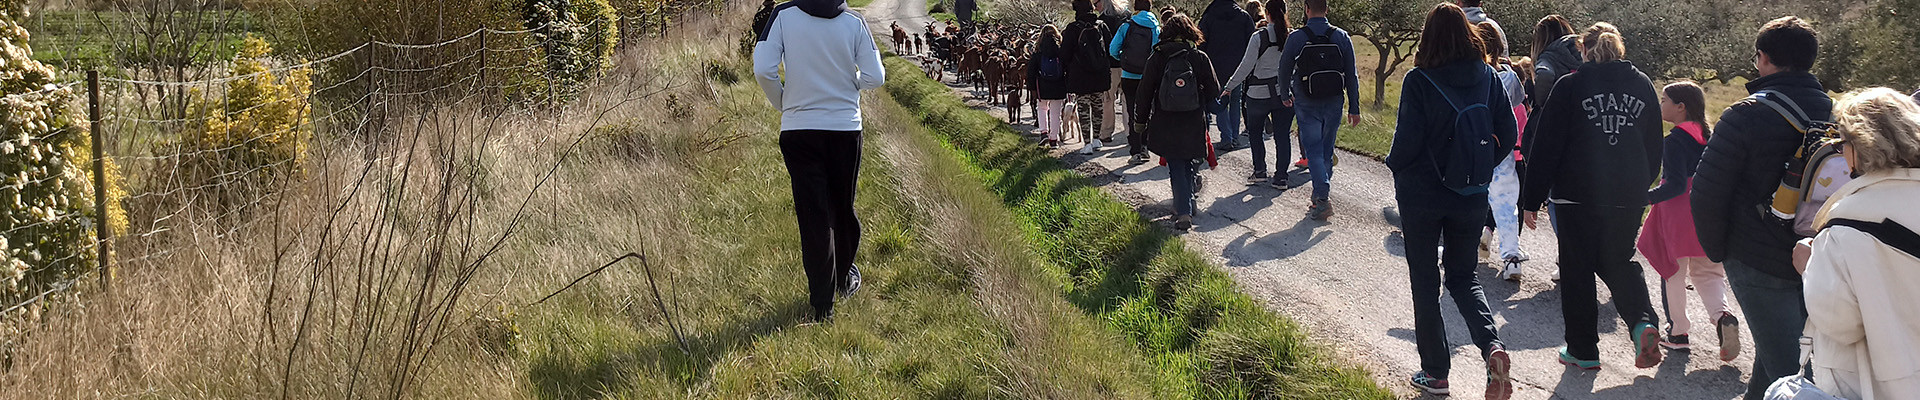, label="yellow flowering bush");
[183,35,311,205]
